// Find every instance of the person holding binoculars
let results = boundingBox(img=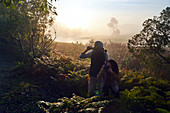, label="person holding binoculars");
[79,41,108,97]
